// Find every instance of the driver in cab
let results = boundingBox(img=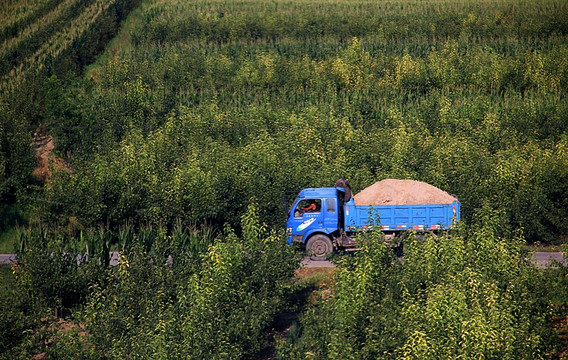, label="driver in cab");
[301,200,317,212]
